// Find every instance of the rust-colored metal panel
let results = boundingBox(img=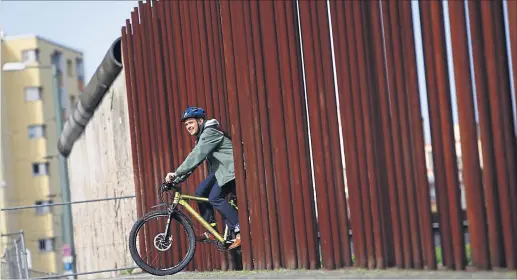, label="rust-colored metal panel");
[247,1,282,270]
[381,2,413,268]
[352,1,386,269]
[276,0,323,269]
[298,0,337,270]
[219,0,254,270]
[447,1,490,270]
[398,1,436,270]
[362,0,399,268]
[289,0,320,270]
[477,0,517,270]
[316,1,352,268]
[244,1,276,270]
[509,0,517,128]
[328,0,367,268]
[156,1,183,267]
[122,19,147,262]
[467,1,505,268]
[225,0,267,270]
[386,1,423,268]
[419,1,466,270]
[255,0,300,269]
